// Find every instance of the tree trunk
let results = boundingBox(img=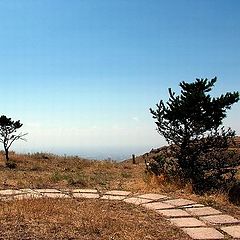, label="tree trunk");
[132,154,136,164]
[4,147,9,163]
